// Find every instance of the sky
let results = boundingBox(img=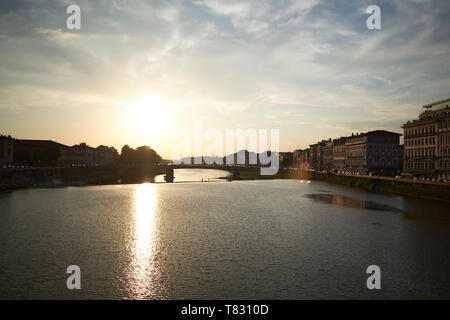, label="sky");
[0,0,449,158]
